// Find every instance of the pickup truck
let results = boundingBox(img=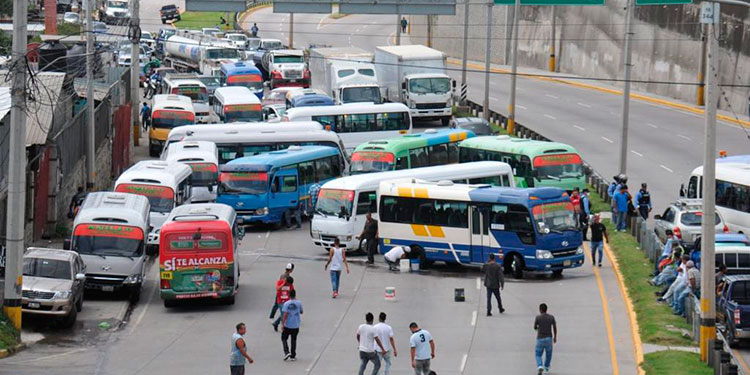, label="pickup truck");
[160,4,180,23]
[718,275,750,347]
